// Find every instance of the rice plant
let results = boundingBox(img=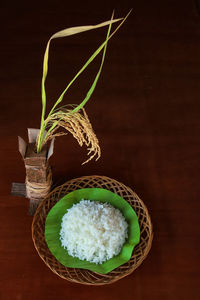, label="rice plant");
[36,11,131,164]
